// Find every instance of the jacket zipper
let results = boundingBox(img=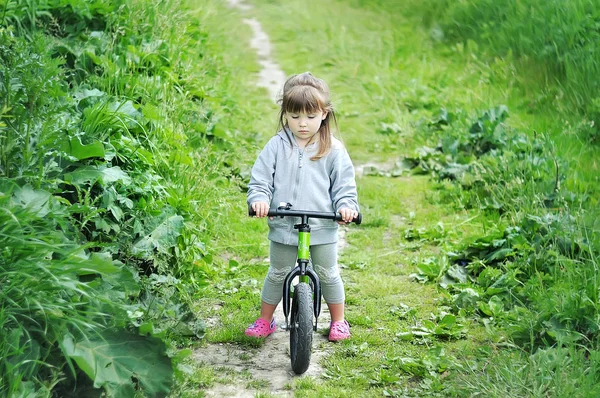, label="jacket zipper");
[288,147,304,242]
[292,147,303,201]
